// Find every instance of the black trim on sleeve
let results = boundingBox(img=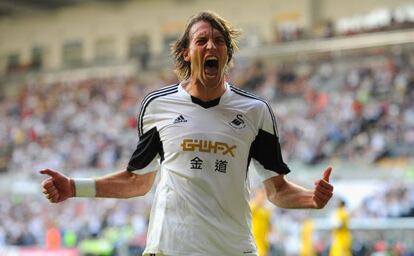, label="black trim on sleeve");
[249,129,290,174]
[127,127,164,172]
